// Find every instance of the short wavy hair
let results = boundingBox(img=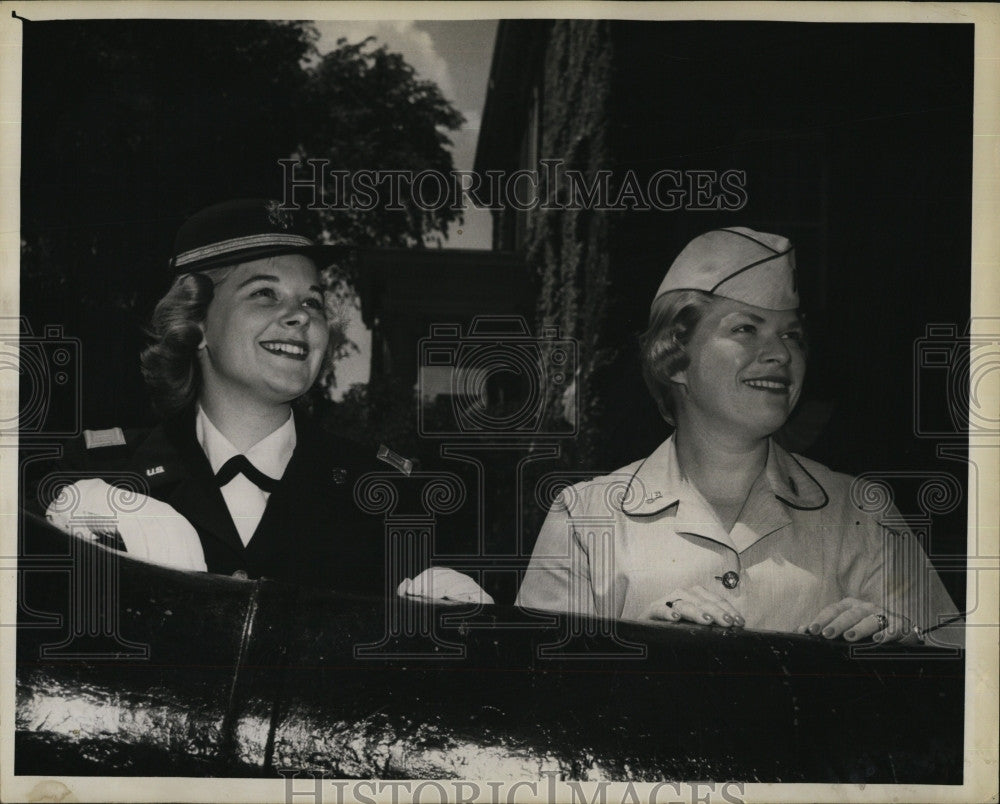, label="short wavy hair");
[638,289,716,426]
[140,270,223,417]
[140,265,340,417]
